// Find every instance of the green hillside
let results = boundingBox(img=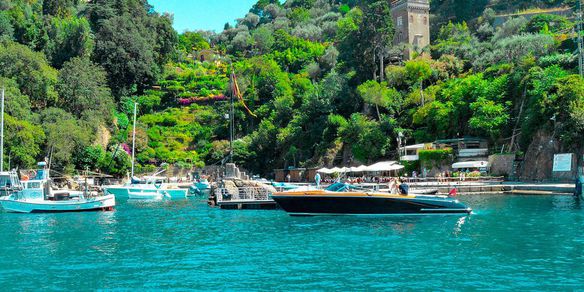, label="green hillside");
[0,0,582,177]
